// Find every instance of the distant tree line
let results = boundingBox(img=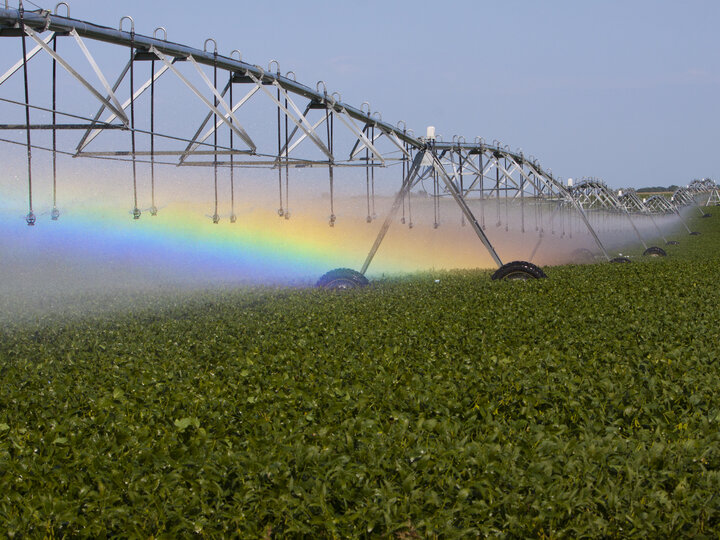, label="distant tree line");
[636,185,679,193]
